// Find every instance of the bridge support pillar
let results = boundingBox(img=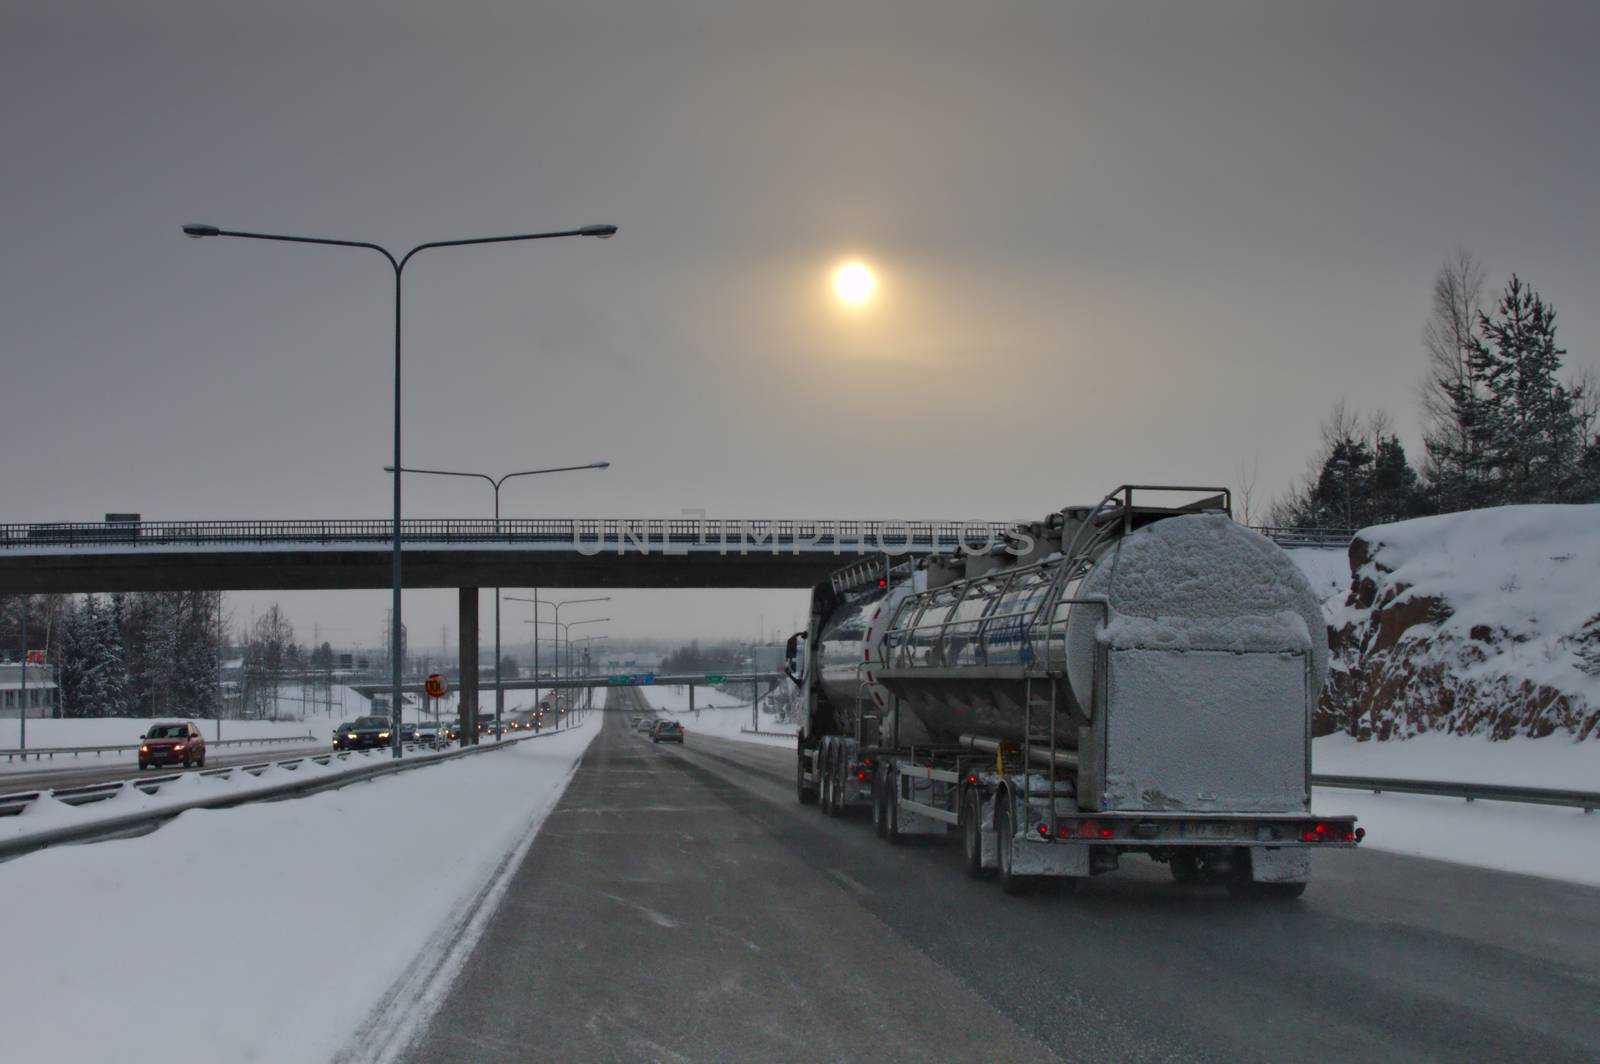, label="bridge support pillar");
[459,588,480,745]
